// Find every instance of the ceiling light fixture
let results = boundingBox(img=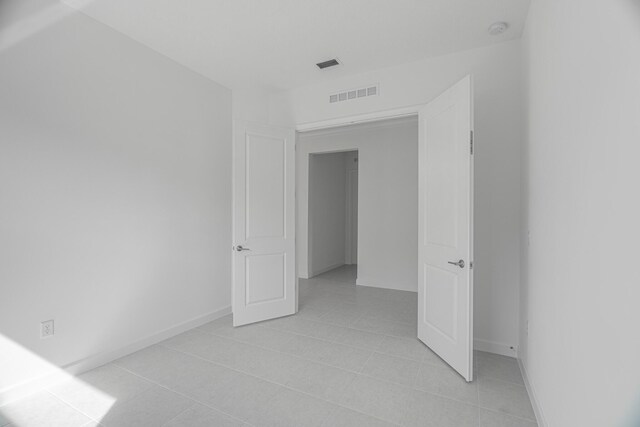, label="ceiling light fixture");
[488,22,508,36]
